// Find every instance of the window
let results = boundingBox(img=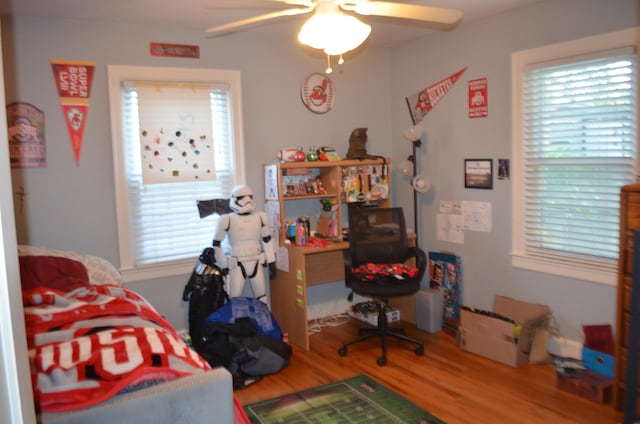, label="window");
[512,28,638,285]
[108,66,245,282]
